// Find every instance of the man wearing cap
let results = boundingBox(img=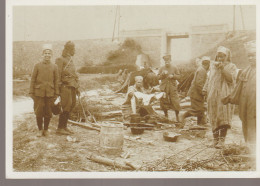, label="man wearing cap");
[55,41,80,135]
[203,46,237,148]
[158,54,181,122]
[181,56,211,125]
[29,44,59,137]
[222,41,256,149]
